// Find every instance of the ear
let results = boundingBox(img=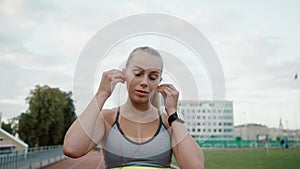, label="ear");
[122,68,128,81]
